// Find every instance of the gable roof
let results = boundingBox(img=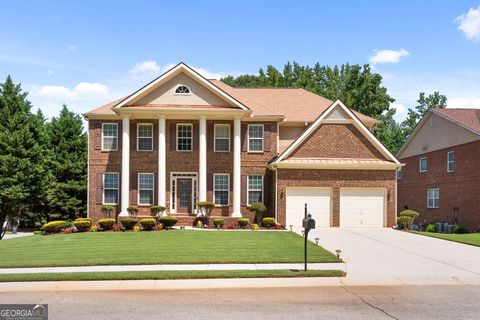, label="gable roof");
[271,99,400,167]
